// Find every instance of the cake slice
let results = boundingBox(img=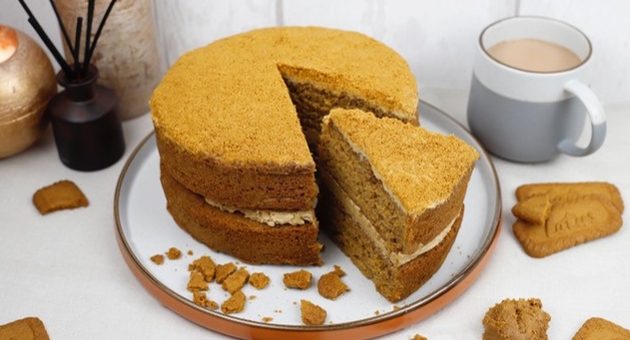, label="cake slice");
[317,109,479,301]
